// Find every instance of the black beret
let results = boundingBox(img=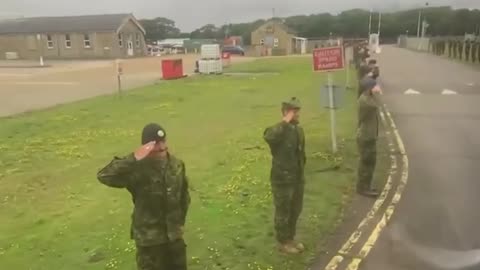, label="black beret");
[141,123,166,145]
